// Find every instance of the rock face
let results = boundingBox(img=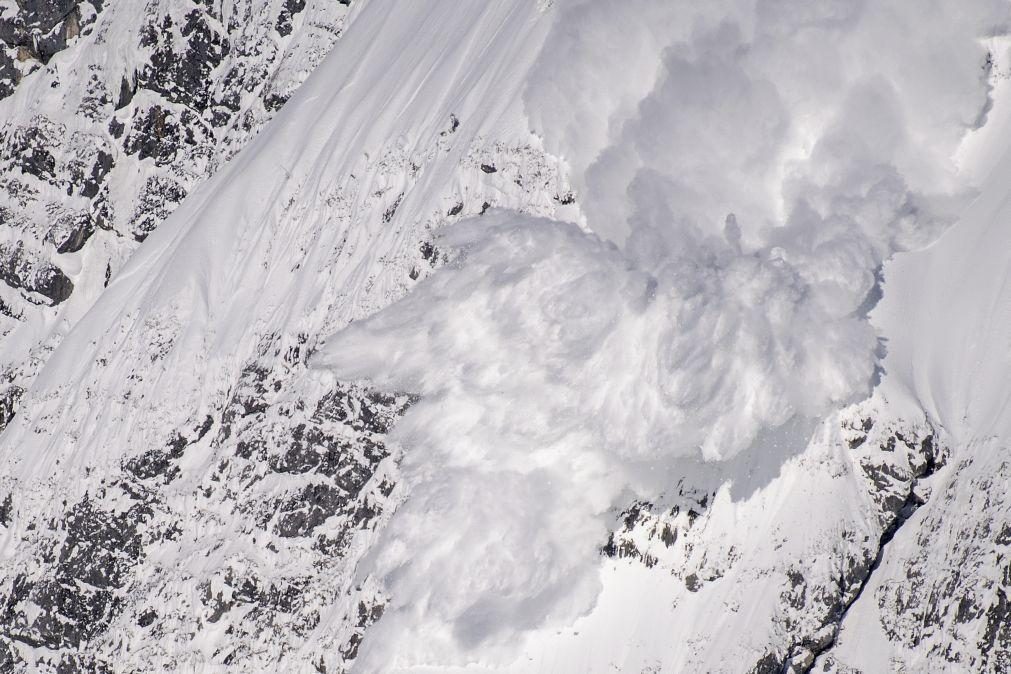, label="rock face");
[0,349,409,671]
[820,443,1011,672]
[589,403,956,674]
[0,0,352,435]
[0,0,92,100]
